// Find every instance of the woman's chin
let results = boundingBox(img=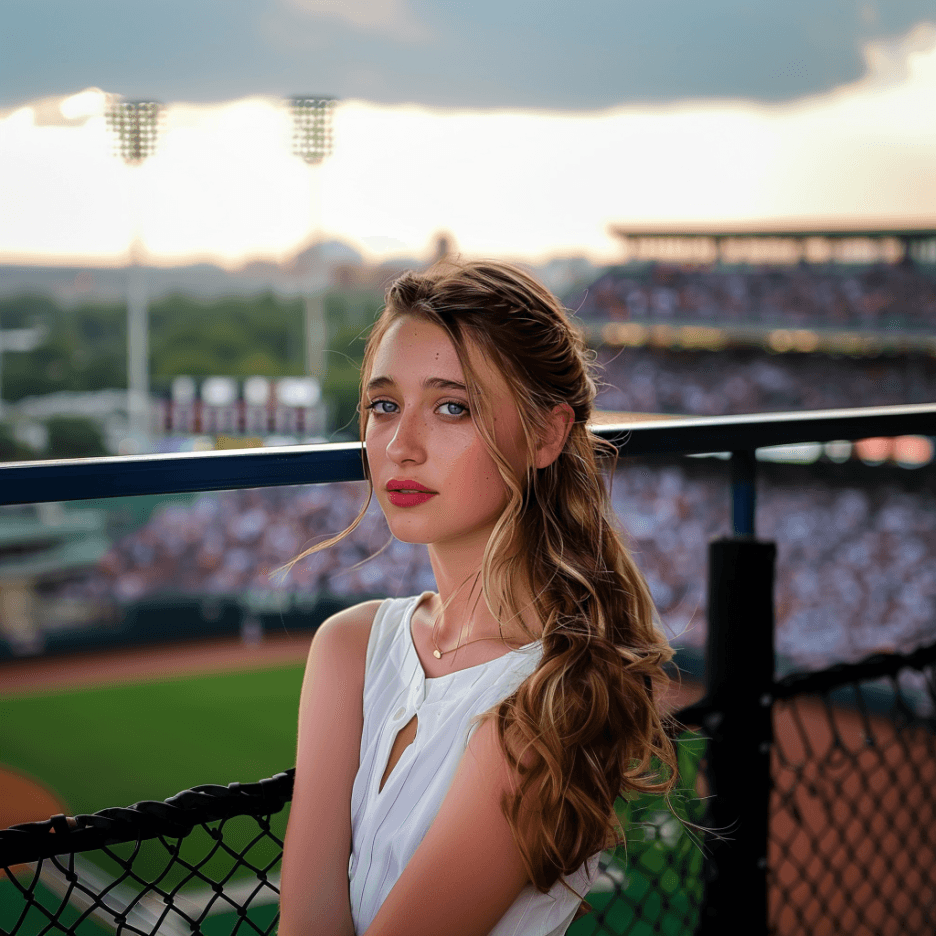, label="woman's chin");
[384,519,435,546]
[392,532,433,546]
